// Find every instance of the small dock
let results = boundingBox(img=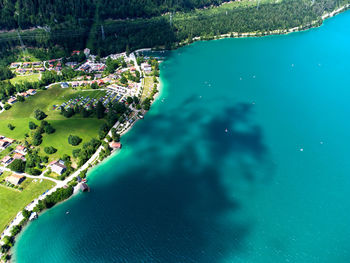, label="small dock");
[80,182,90,192]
